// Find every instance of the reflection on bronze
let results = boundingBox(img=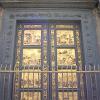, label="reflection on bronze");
[23,49,41,66]
[57,49,76,66]
[21,71,41,88]
[24,30,41,45]
[57,30,74,45]
[58,71,77,88]
[21,92,41,100]
[59,92,77,100]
